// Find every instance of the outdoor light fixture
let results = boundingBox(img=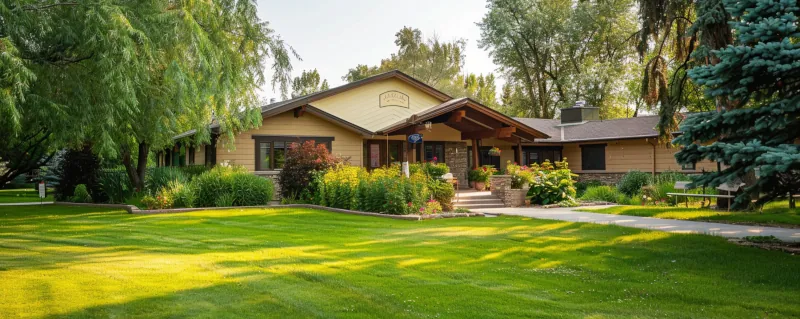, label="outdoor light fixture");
[424,121,432,131]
